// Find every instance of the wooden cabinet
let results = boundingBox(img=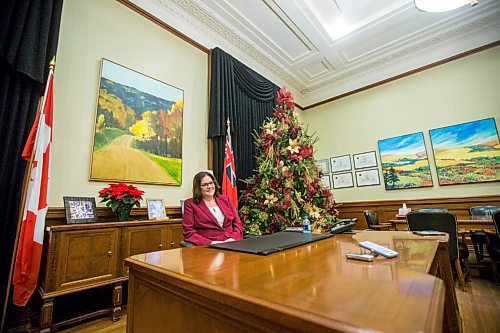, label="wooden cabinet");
[39,219,182,332]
